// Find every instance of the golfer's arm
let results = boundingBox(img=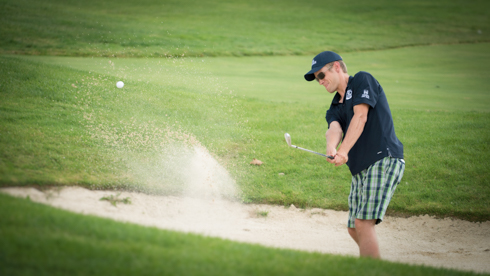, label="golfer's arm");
[326,121,343,154]
[337,103,369,156]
